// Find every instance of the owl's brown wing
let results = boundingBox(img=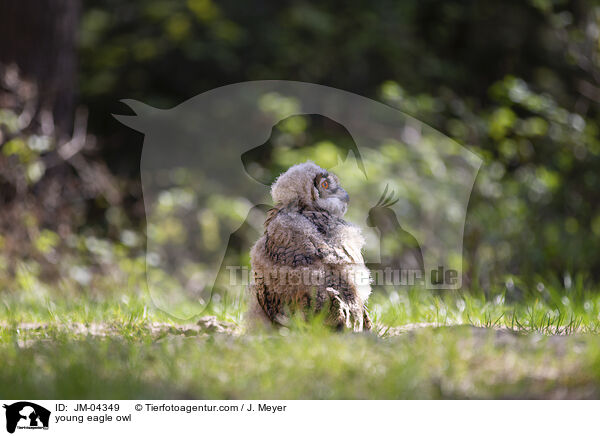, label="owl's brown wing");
[301,209,364,265]
[264,209,332,267]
